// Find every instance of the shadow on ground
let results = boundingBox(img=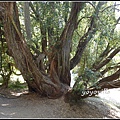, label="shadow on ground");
[0,88,120,118]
